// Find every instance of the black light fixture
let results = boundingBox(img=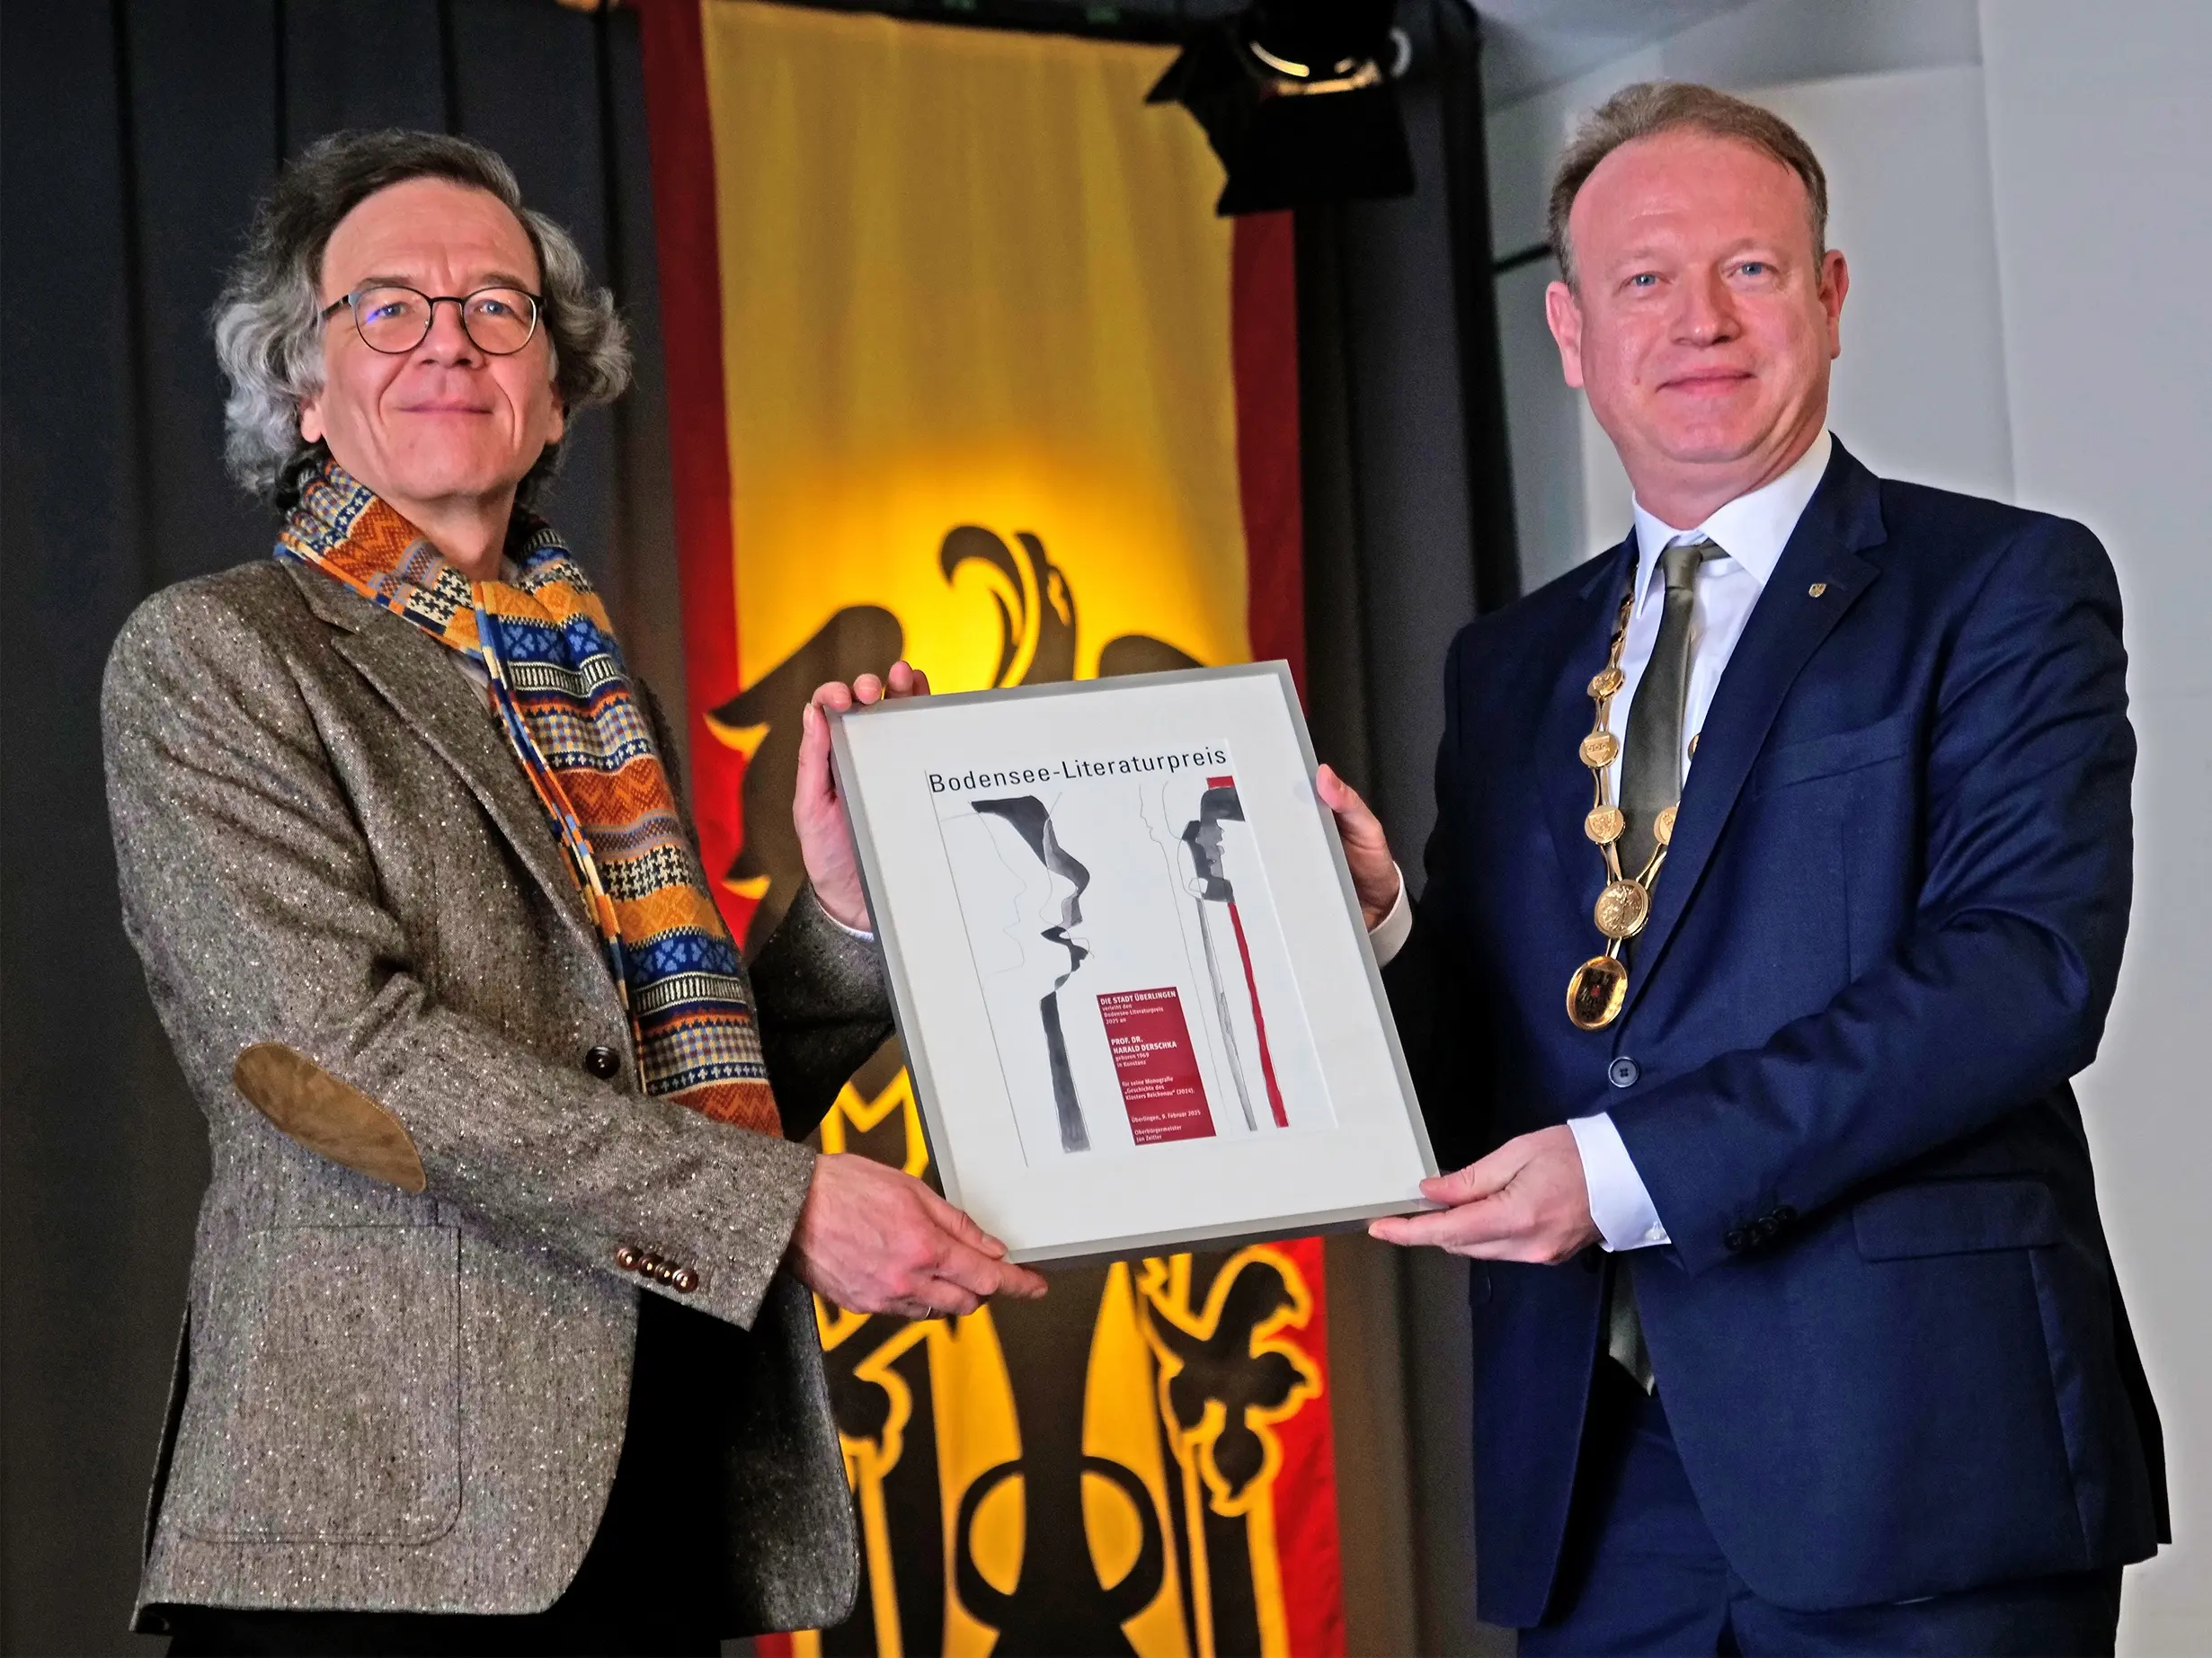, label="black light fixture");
[1148,0,1415,217]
